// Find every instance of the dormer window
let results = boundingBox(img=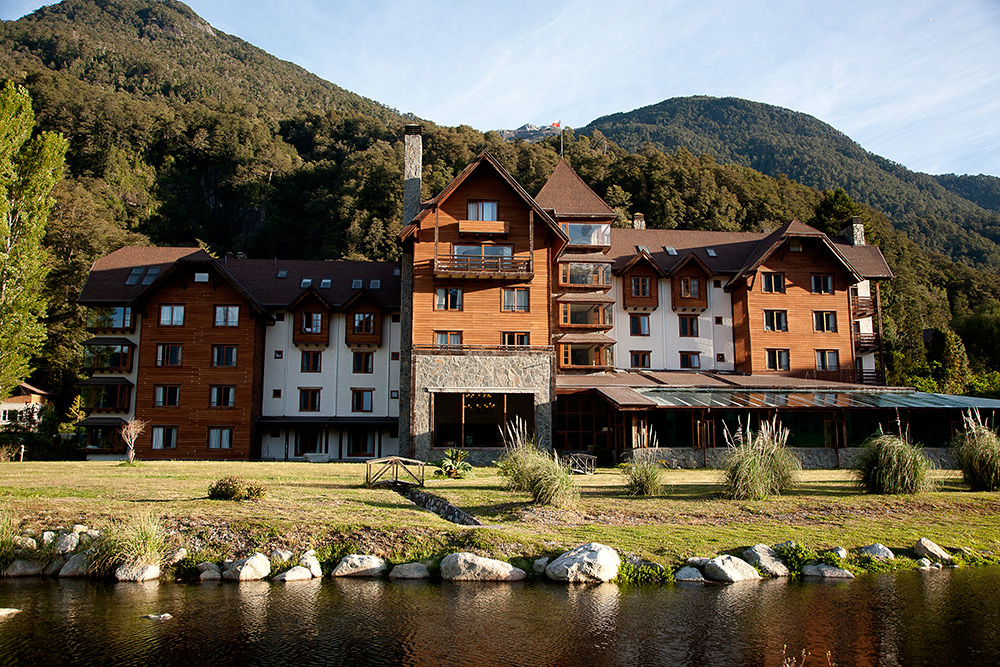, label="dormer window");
[302,312,323,334]
[789,240,802,252]
[194,272,209,283]
[637,245,650,254]
[680,277,700,299]
[467,200,499,221]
